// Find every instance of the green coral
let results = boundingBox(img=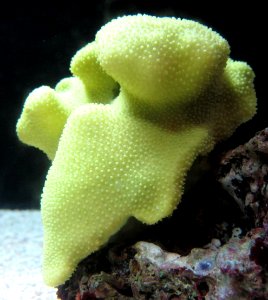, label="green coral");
[16,77,90,159]
[16,15,256,286]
